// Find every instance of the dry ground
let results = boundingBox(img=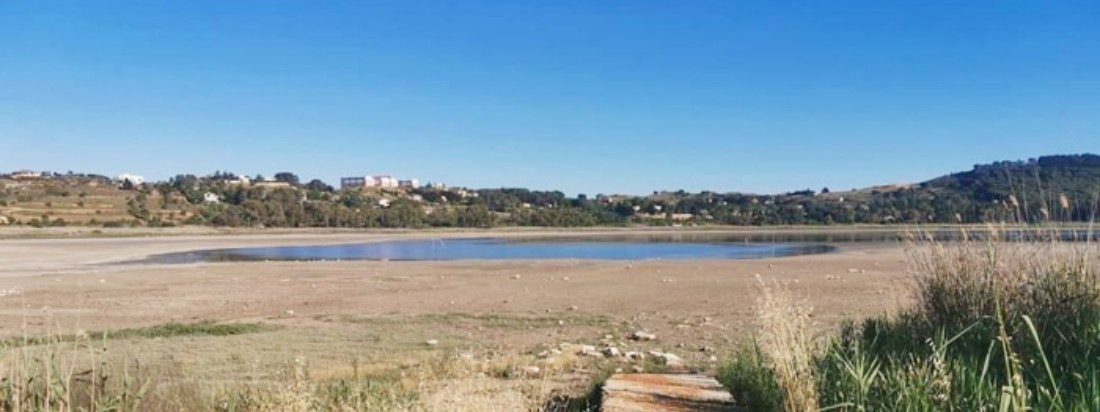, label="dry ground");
[0,230,910,409]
